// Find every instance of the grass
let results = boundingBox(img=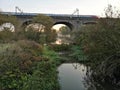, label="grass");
[69,45,88,62]
[0,43,15,53]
